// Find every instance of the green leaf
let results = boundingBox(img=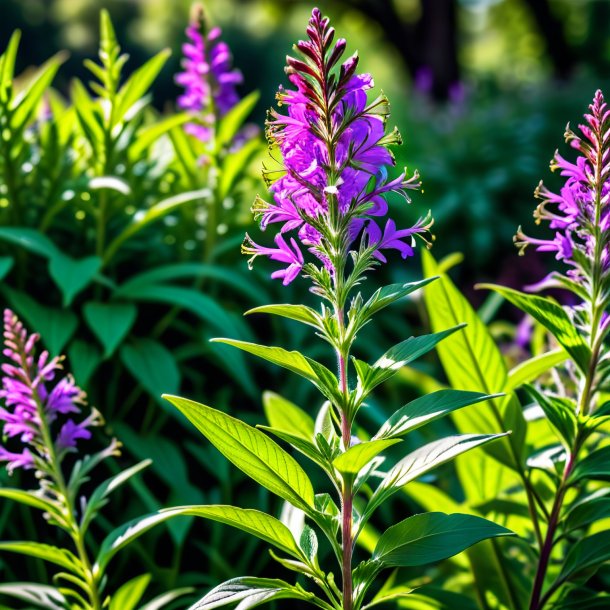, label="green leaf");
[216,90,260,148]
[0,583,67,610]
[564,498,610,534]
[523,385,577,447]
[0,31,21,96]
[257,425,327,470]
[163,395,316,514]
[0,227,59,258]
[162,505,304,560]
[219,138,263,199]
[570,446,610,484]
[121,339,180,402]
[83,301,137,358]
[333,439,400,476]
[374,390,499,439]
[358,277,437,323]
[82,460,151,532]
[557,531,610,585]
[262,392,315,439]
[4,290,77,356]
[109,574,151,610]
[139,588,195,610]
[0,257,13,281]
[422,250,525,478]
[190,577,313,610]
[365,433,507,519]
[212,339,340,404]
[115,49,170,120]
[95,512,180,574]
[373,512,513,567]
[246,303,322,330]
[11,53,66,129]
[131,113,192,158]
[505,348,567,392]
[48,254,101,306]
[68,340,102,386]
[479,284,591,374]
[0,489,64,523]
[103,189,210,263]
[0,542,82,574]
[354,325,464,398]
